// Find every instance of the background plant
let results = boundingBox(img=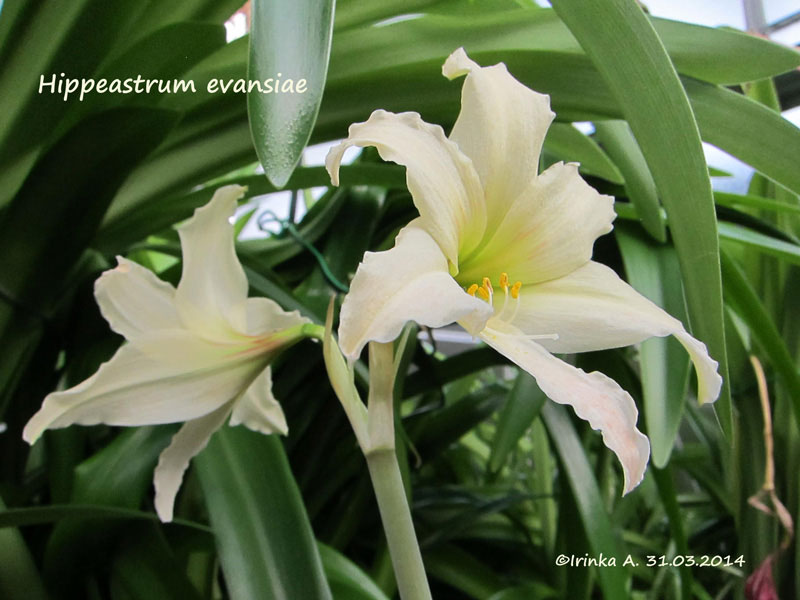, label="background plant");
[1,0,799,598]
